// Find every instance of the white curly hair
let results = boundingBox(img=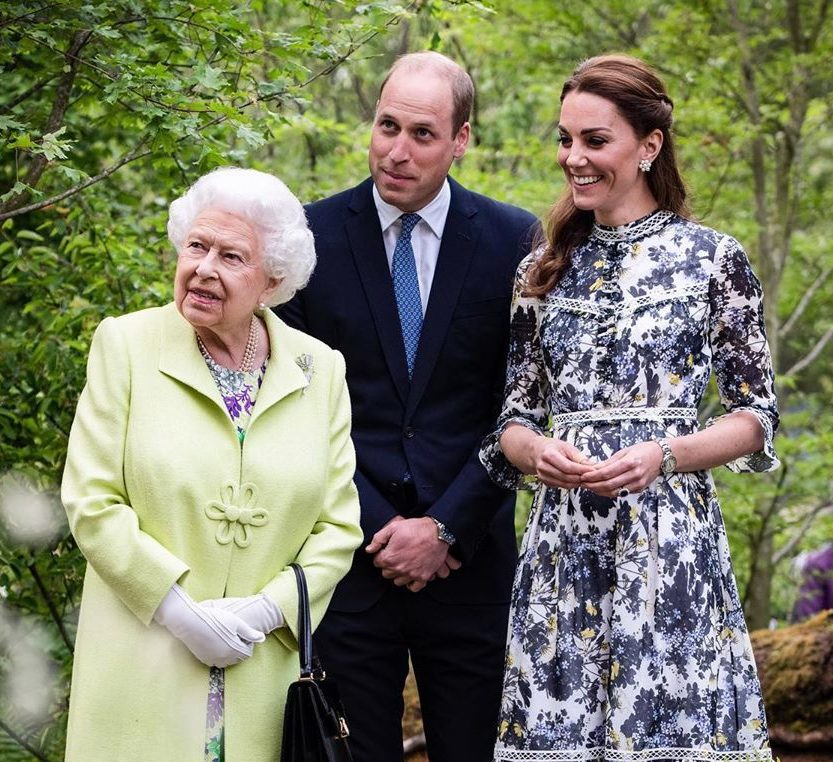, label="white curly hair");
[167,167,315,307]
